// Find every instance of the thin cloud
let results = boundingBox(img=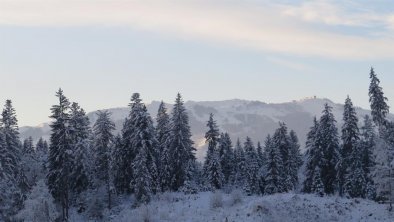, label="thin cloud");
[1,0,394,59]
[281,0,394,28]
